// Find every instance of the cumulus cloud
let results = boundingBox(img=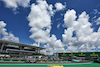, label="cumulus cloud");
[2,0,99,54]
[28,0,52,44]
[54,47,66,53]
[47,34,64,48]
[63,9,77,27]
[2,33,19,42]
[62,9,100,52]
[62,27,76,45]
[66,45,78,52]
[40,48,54,55]
[27,0,67,55]
[41,47,66,55]
[0,21,19,42]
[0,21,8,36]
[27,0,100,55]
[55,2,66,11]
[2,0,30,10]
